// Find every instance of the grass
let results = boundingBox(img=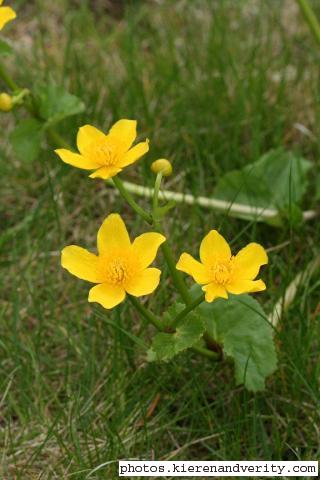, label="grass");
[1,0,320,478]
